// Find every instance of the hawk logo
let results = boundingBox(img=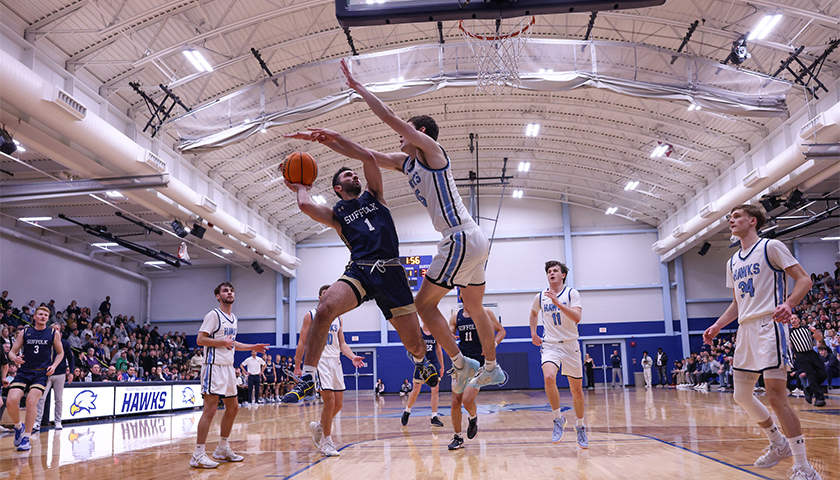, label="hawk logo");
[182,387,196,405]
[70,390,97,416]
